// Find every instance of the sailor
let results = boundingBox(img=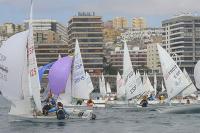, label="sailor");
[148,94,155,101]
[56,102,66,120]
[76,98,83,105]
[186,99,190,104]
[140,95,148,107]
[87,98,94,107]
[42,99,53,116]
